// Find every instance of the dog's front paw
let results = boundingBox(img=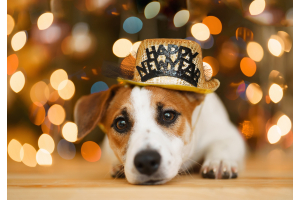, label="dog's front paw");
[110,164,125,178]
[201,160,238,179]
